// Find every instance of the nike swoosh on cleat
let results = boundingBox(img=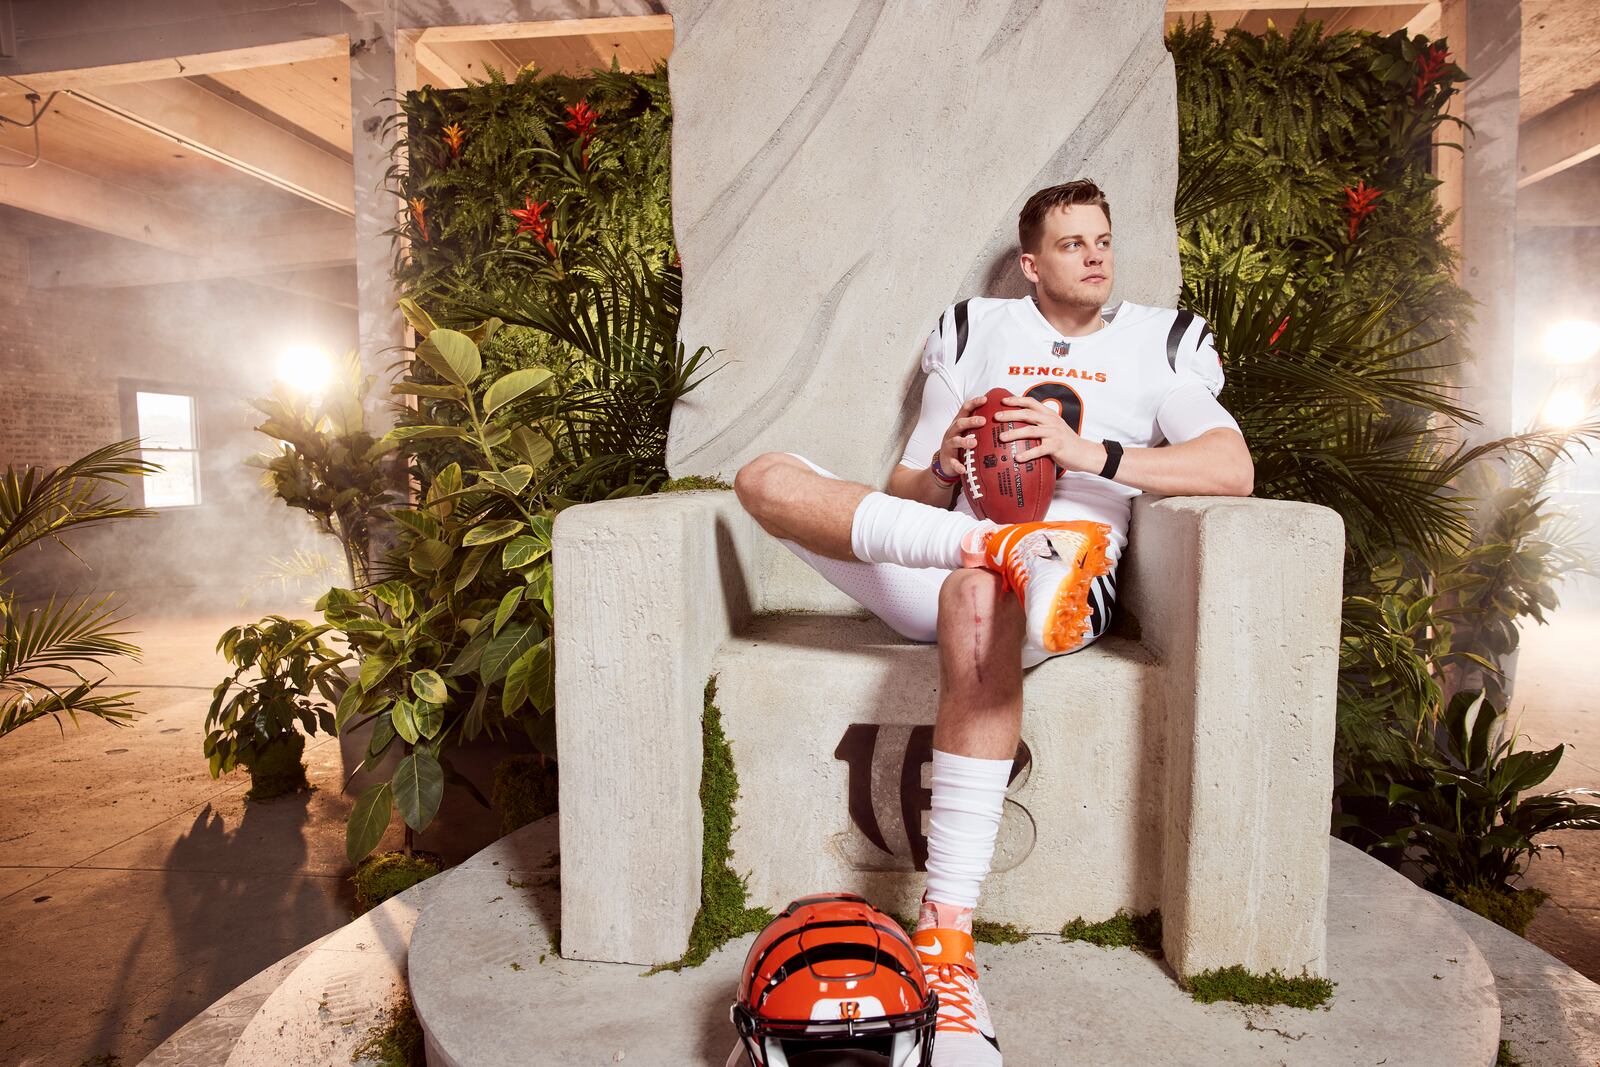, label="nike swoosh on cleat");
[917,937,942,956]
